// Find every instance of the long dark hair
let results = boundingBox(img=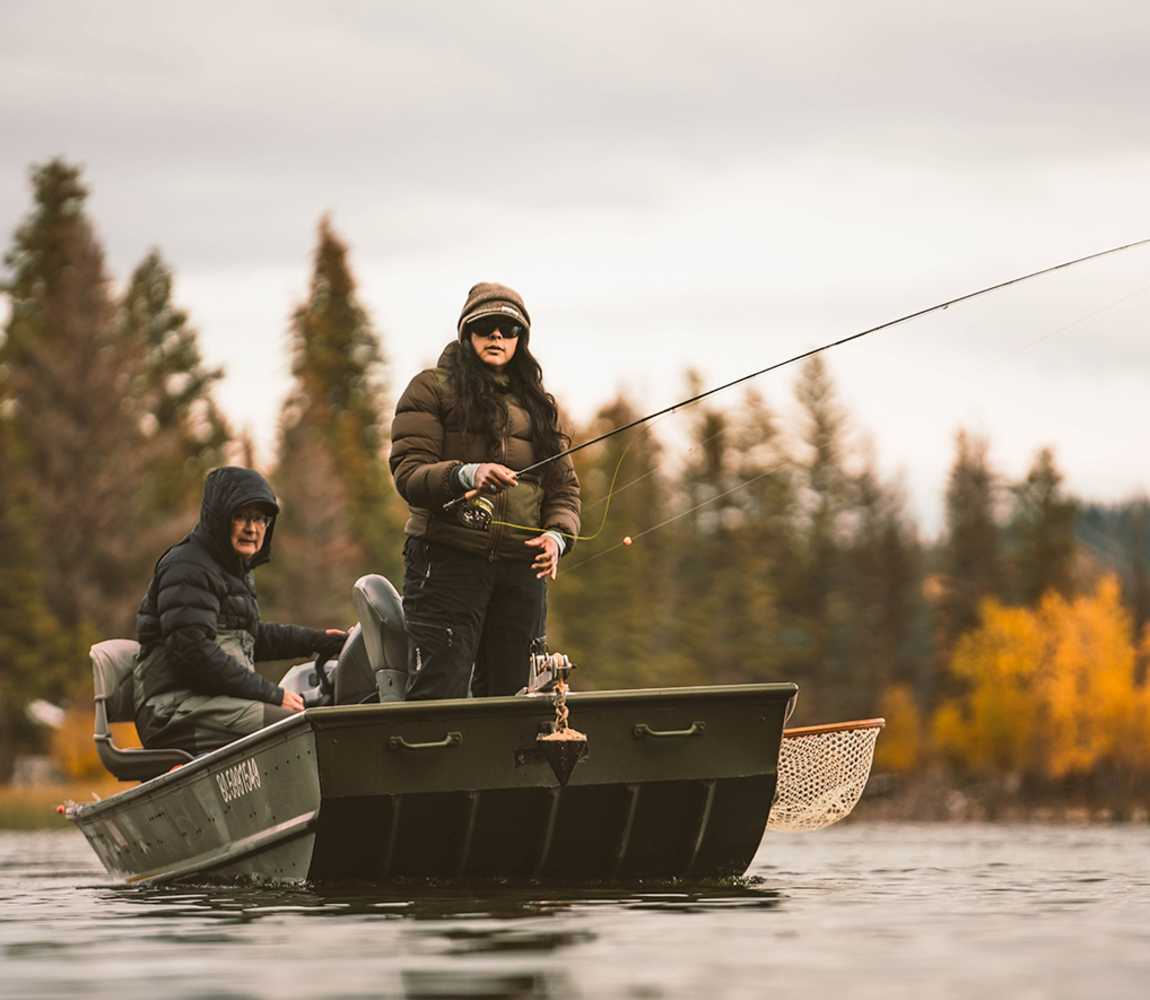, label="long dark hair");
[448,337,568,475]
